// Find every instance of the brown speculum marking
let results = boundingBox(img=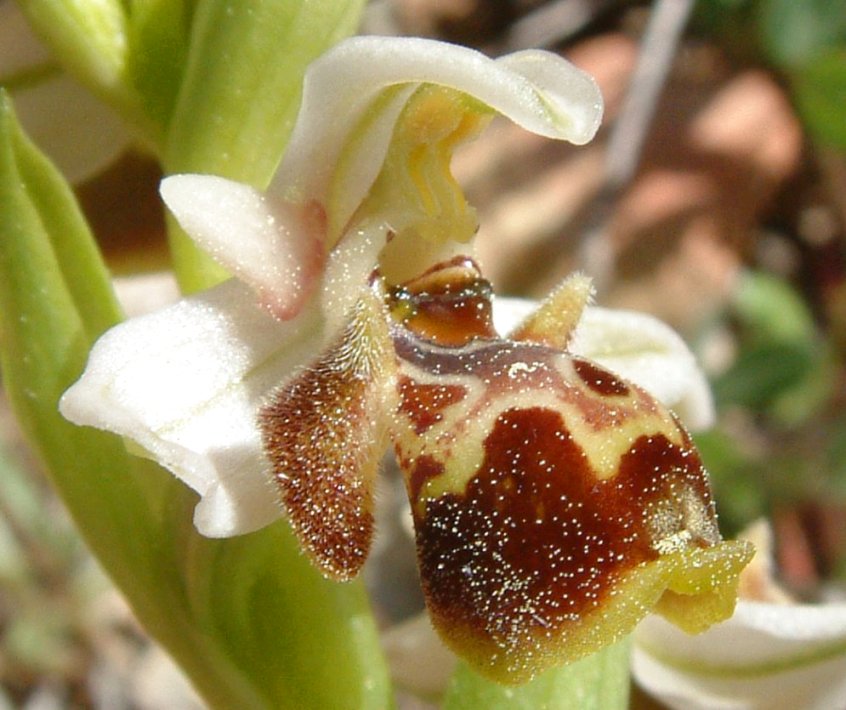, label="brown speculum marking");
[573,358,630,396]
[414,407,717,661]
